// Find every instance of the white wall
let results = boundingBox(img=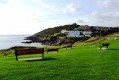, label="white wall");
[61,30,82,37]
[83,31,92,37]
